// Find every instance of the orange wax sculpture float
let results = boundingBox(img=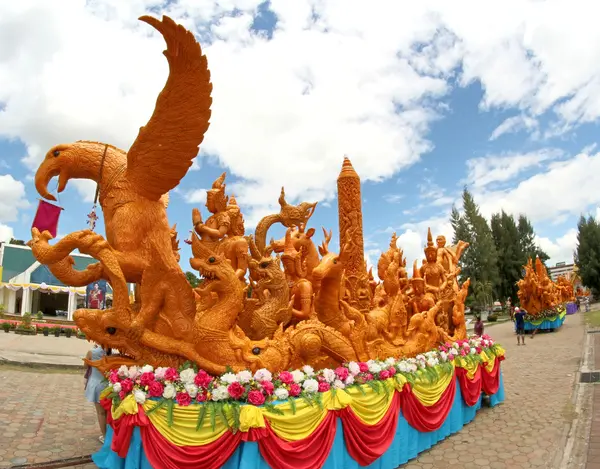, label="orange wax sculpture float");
[517,257,568,317]
[27,15,472,376]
